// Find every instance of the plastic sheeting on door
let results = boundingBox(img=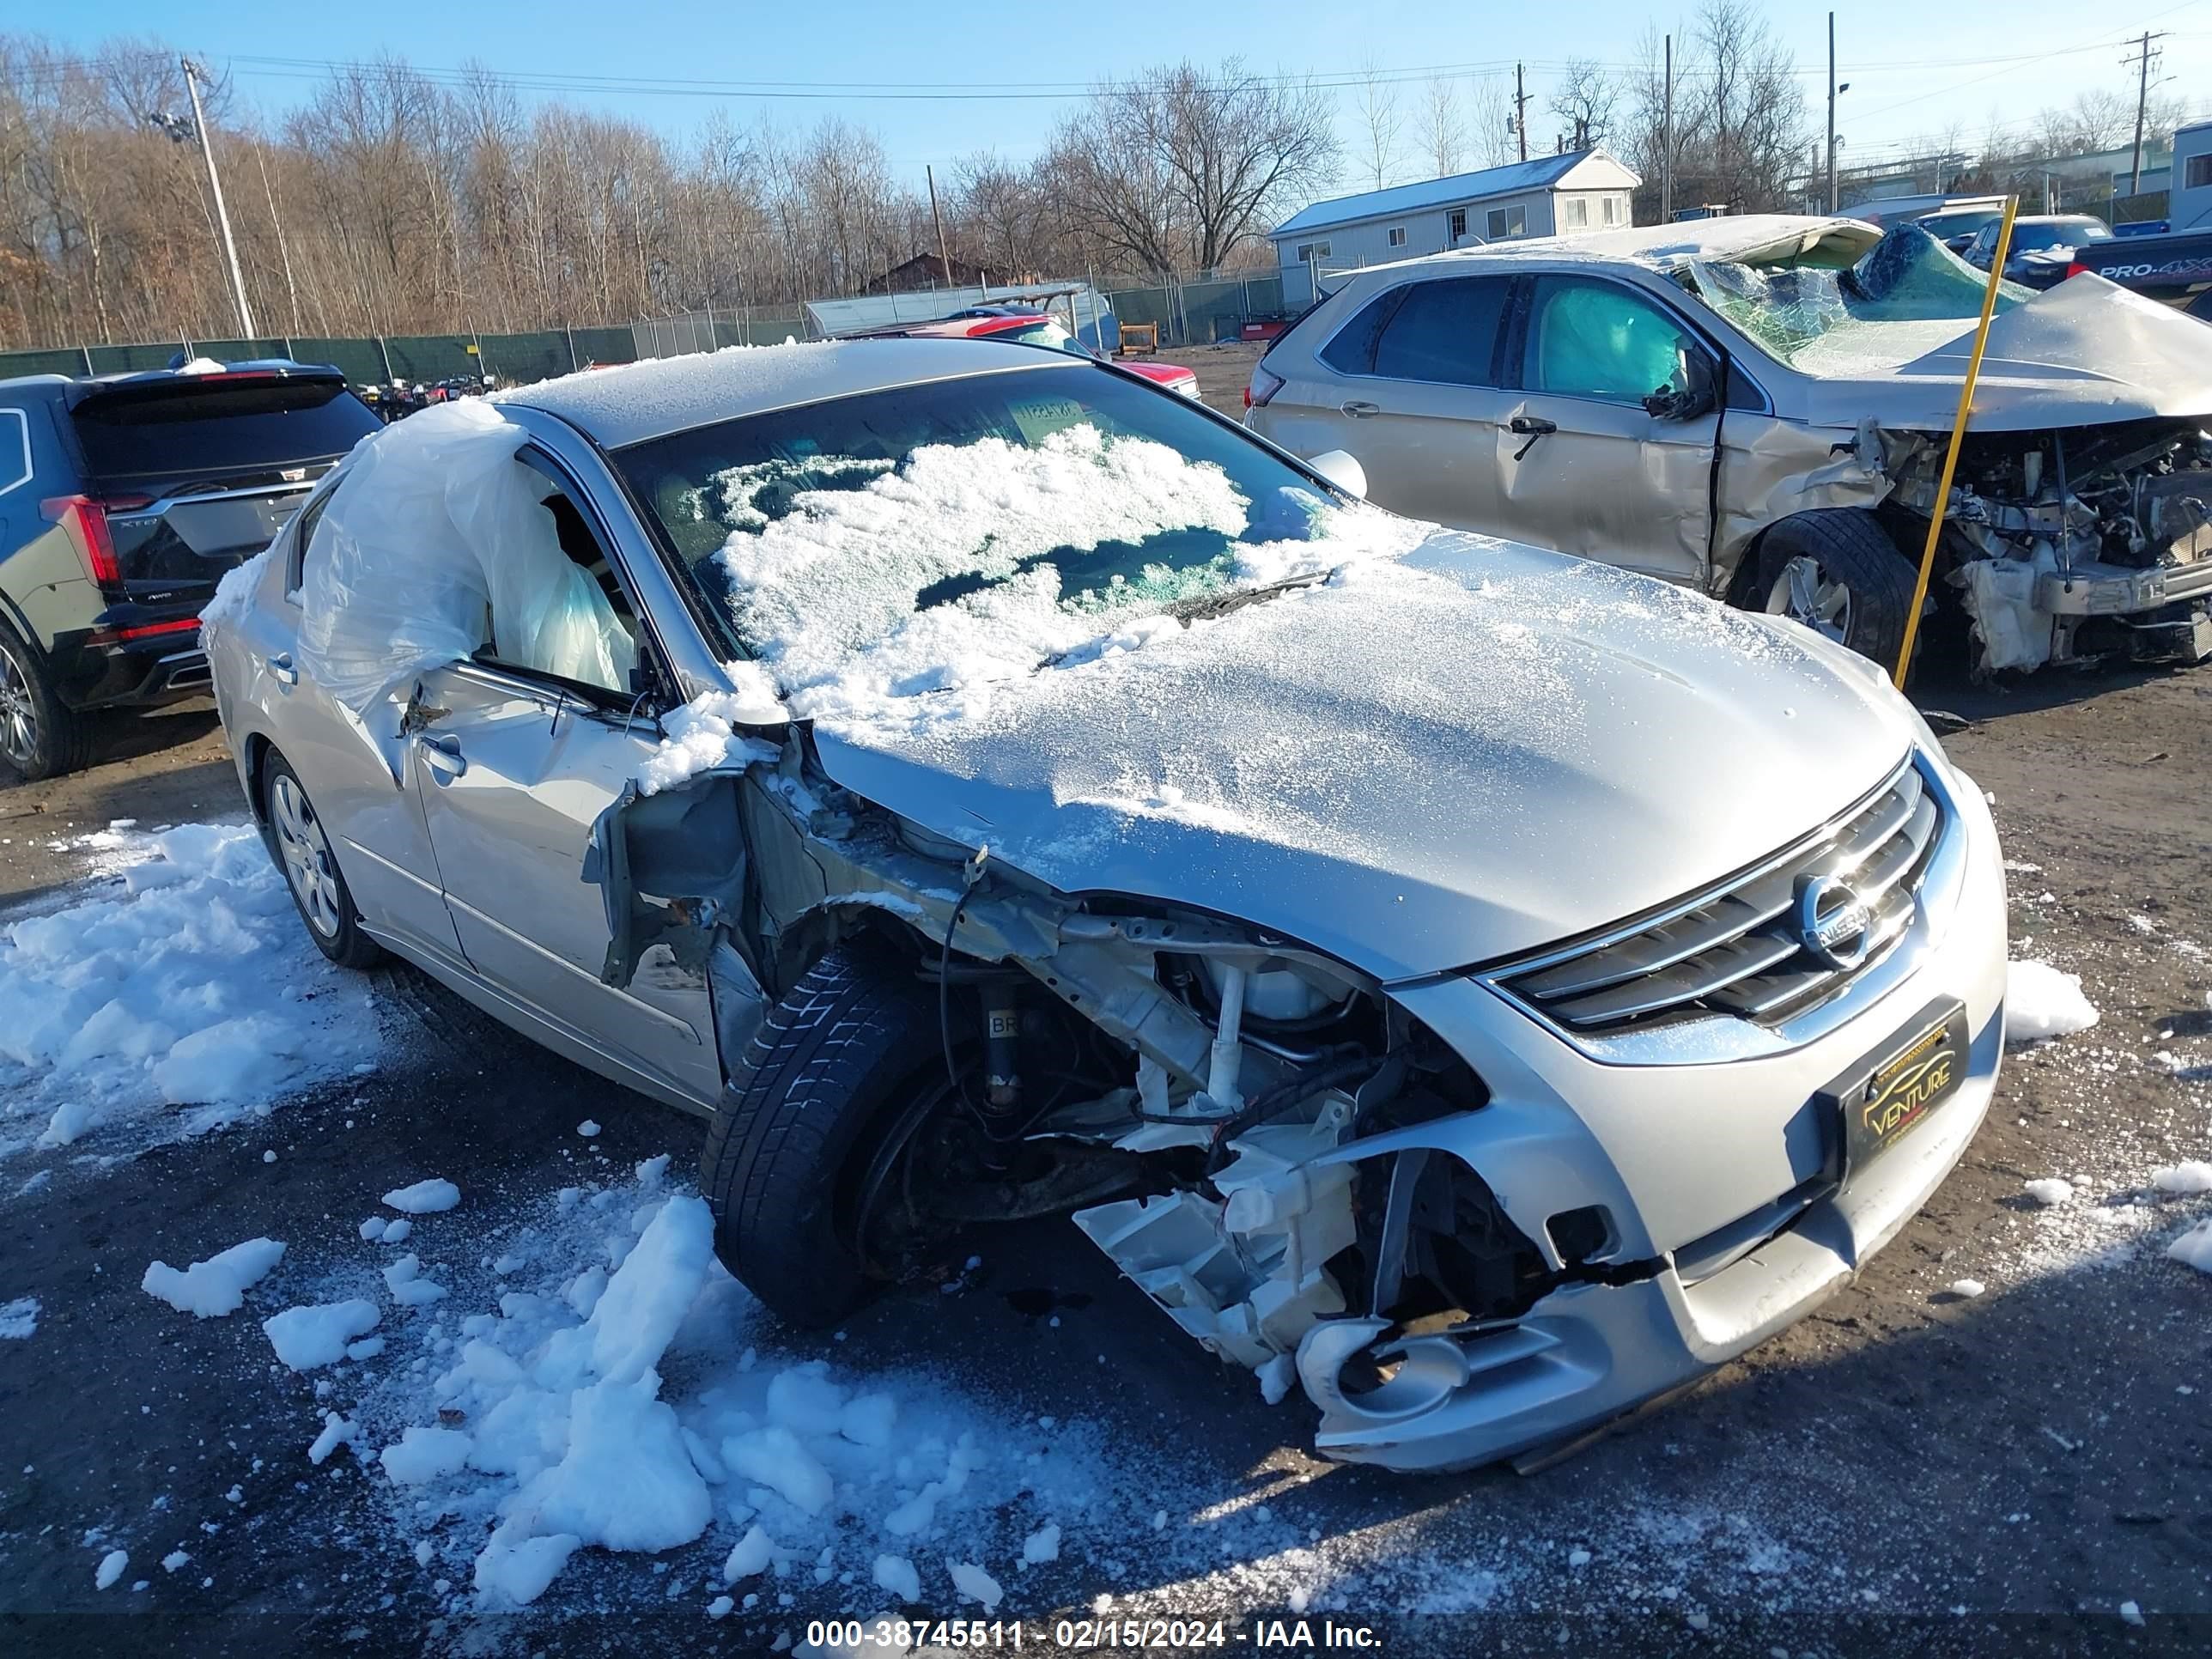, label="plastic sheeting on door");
[295,399,636,715]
